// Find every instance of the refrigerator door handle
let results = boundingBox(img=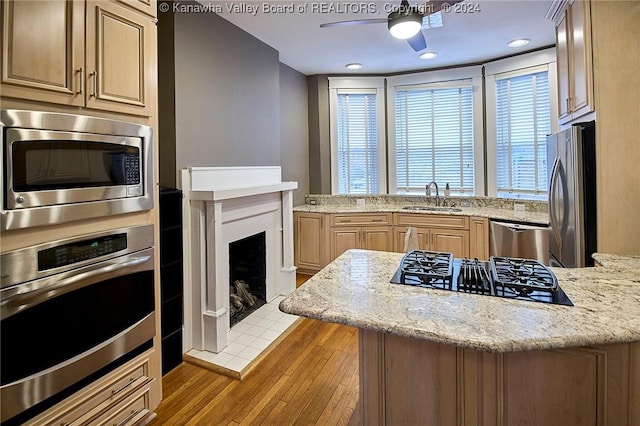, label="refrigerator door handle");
[549,157,569,250]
